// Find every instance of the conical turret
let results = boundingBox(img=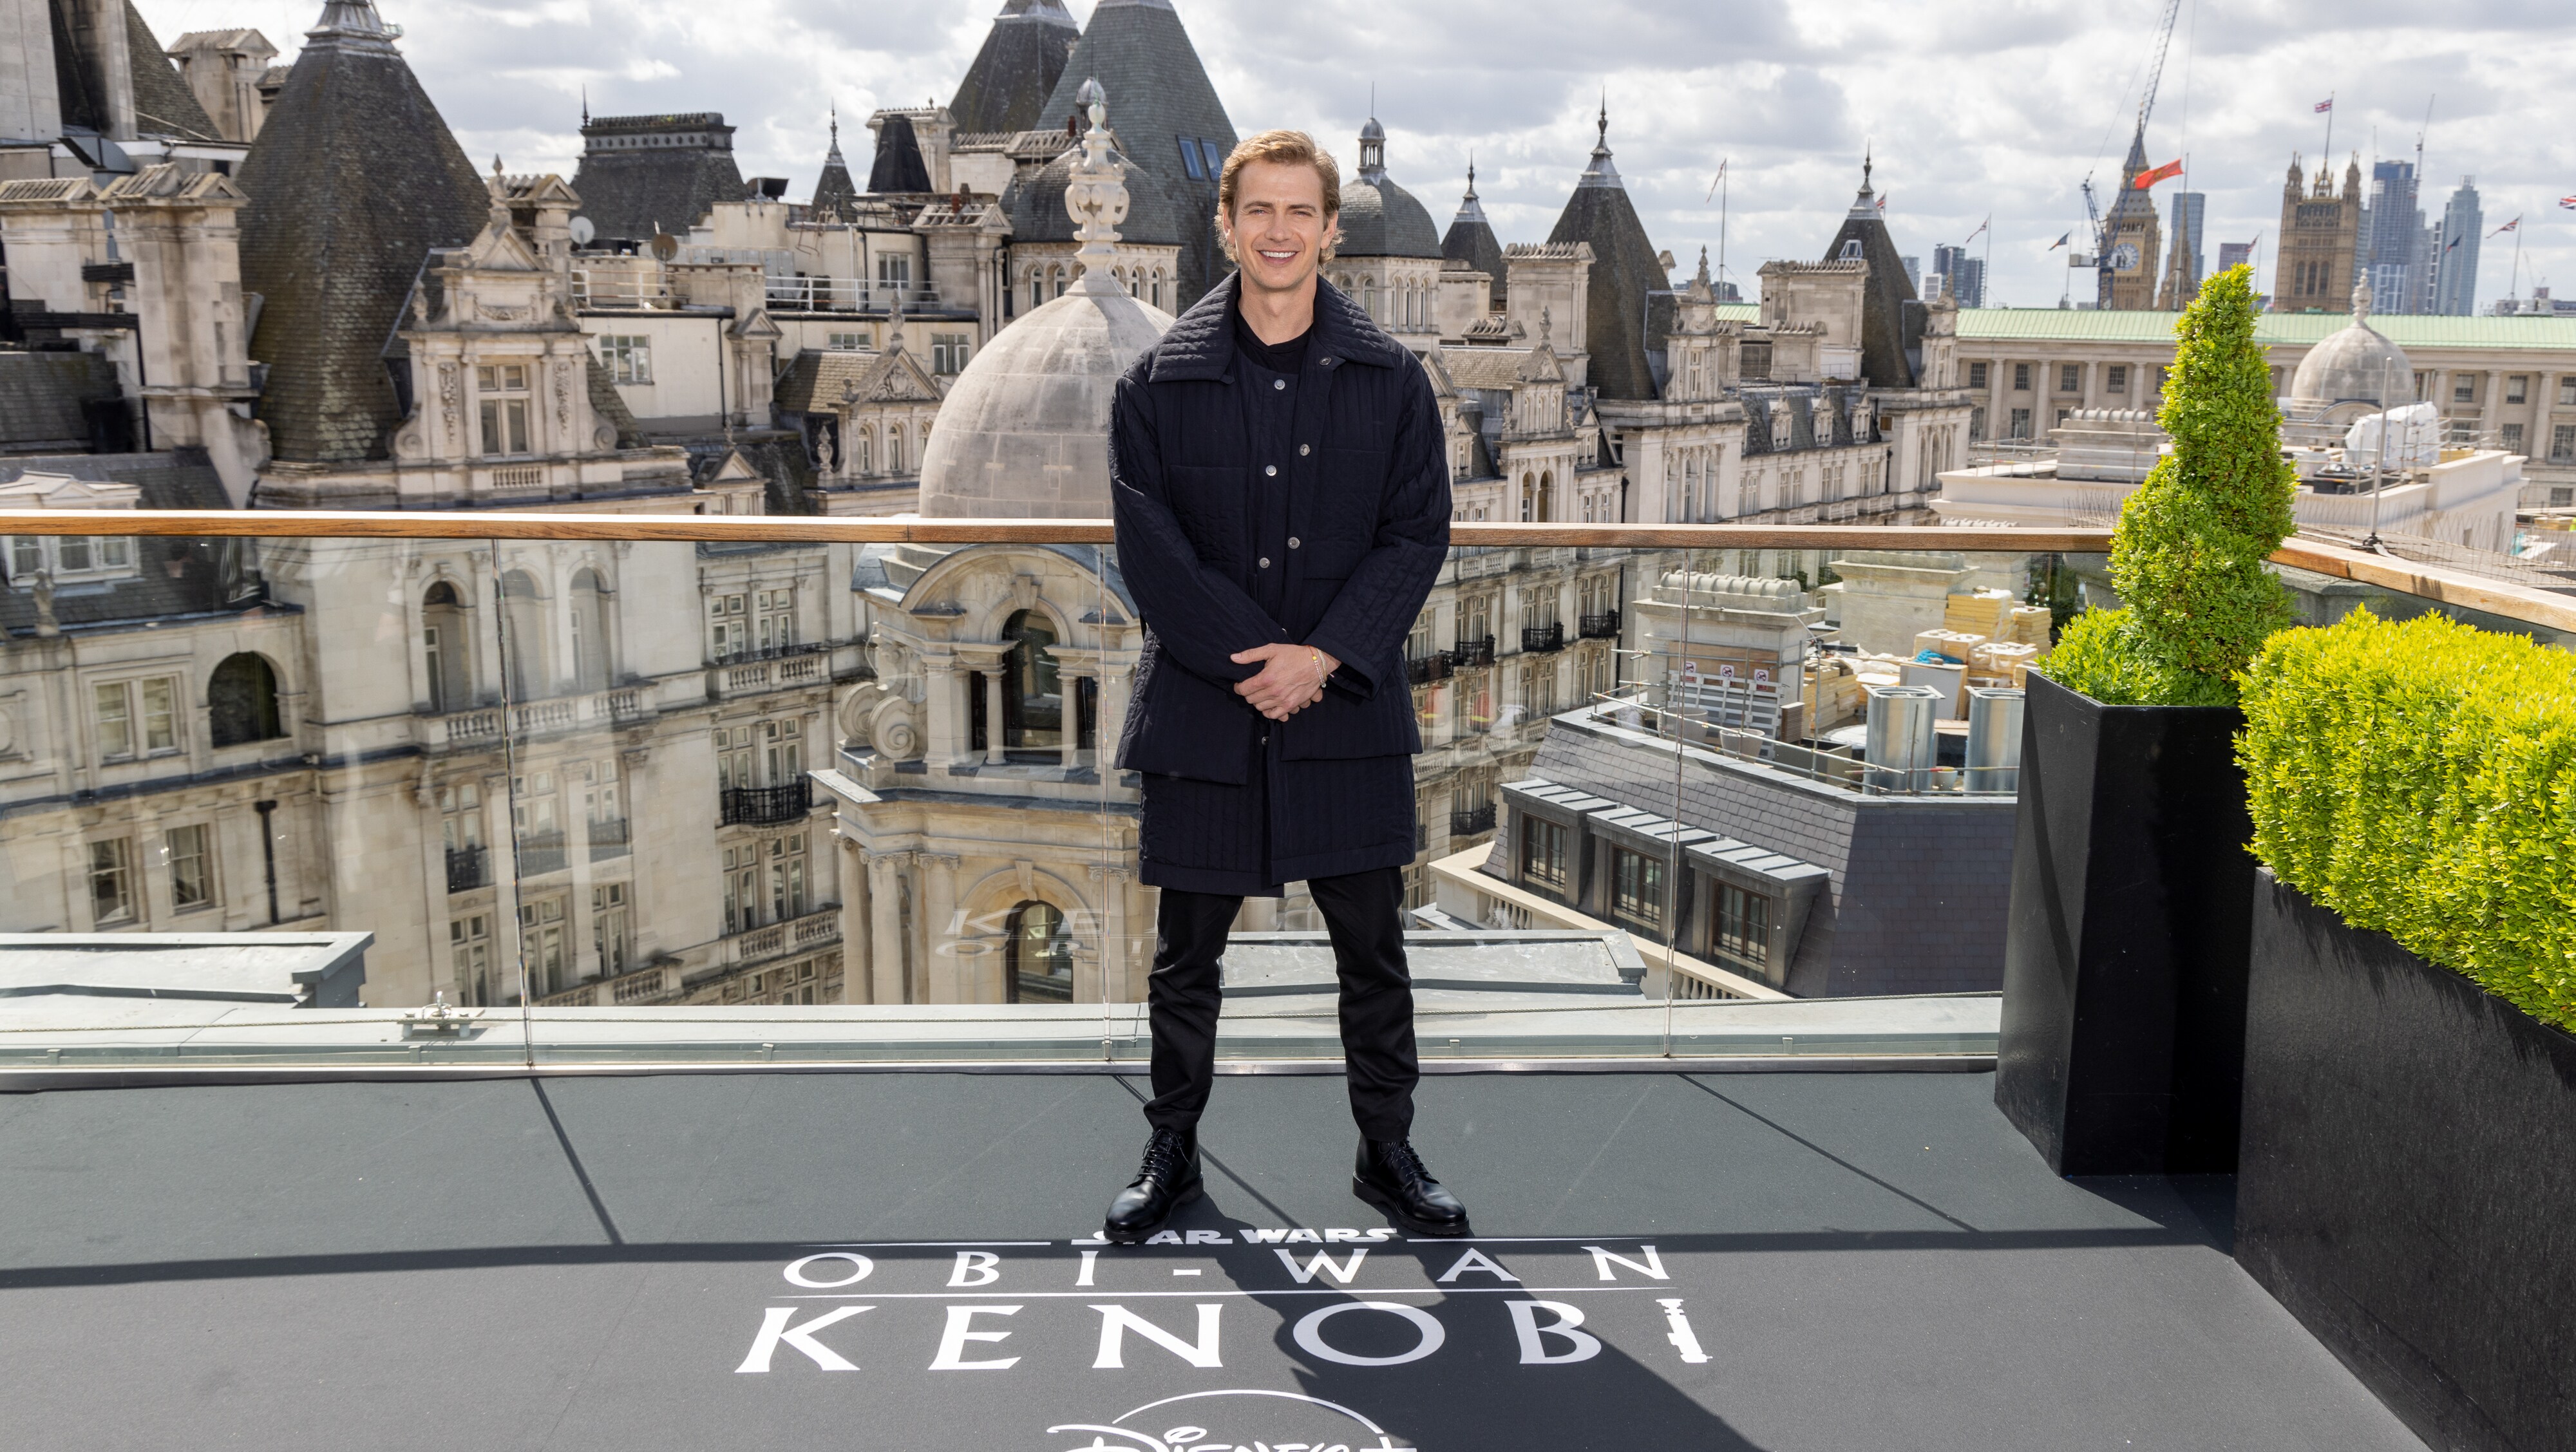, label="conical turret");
[811,104,858,217]
[1821,151,1924,388]
[950,0,1079,134]
[1544,104,1669,400]
[1442,160,1505,311]
[236,1,491,463]
[1035,0,1236,310]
